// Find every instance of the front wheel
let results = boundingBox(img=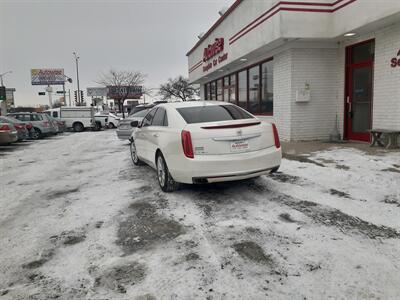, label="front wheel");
[31,128,42,140]
[156,153,179,192]
[130,140,142,165]
[73,122,84,132]
[108,122,115,129]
